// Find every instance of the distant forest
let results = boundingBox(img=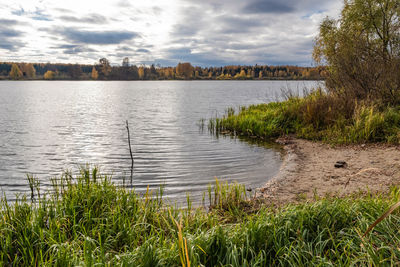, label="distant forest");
[1,58,324,81]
